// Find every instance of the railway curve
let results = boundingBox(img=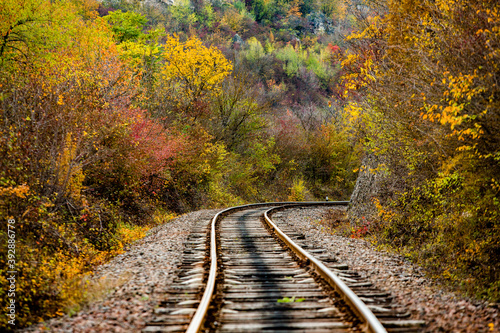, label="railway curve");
[143,202,425,333]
